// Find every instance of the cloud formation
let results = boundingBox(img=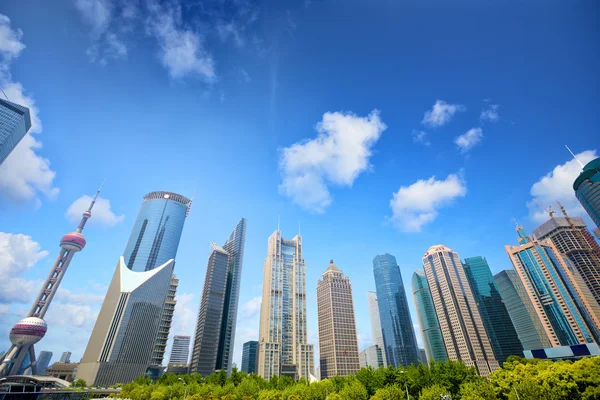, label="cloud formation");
[480,103,500,123]
[279,110,387,212]
[411,129,430,146]
[422,100,466,128]
[0,15,58,205]
[454,127,483,154]
[241,296,262,319]
[65,195,125,227]
[390,173,467,232]
[528,149,597,223]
